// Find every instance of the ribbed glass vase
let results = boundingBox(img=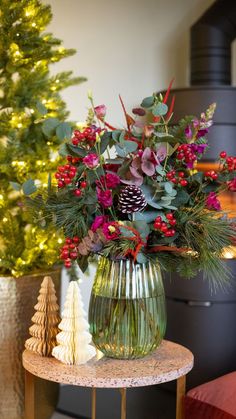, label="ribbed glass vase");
[89,257,166,359]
